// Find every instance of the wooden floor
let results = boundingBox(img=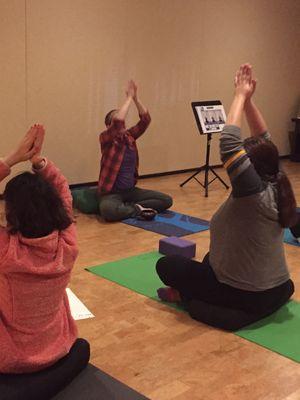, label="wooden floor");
[70,160,300,400]
[6,160,300,399]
